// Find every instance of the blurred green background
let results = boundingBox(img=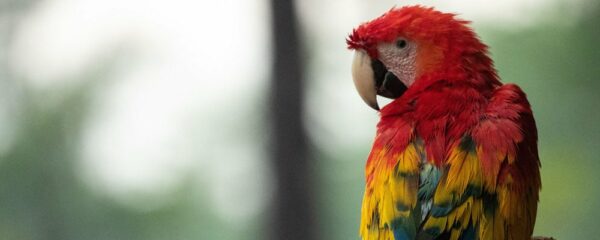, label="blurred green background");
[0,0,598,239]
